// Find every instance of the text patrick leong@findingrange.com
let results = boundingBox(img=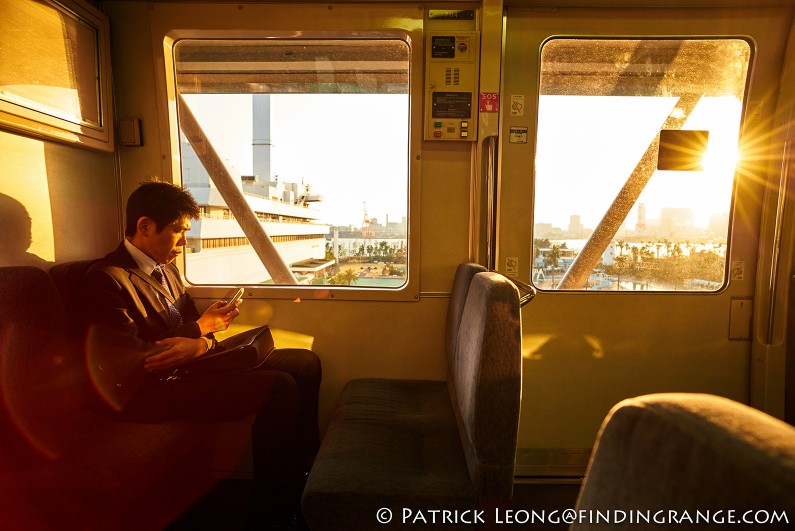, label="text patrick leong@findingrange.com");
[378,508,790,526]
